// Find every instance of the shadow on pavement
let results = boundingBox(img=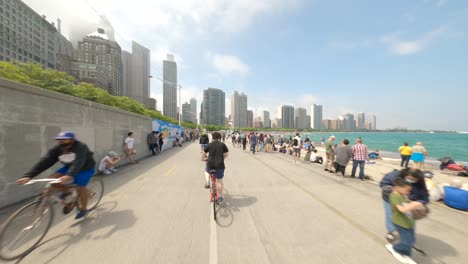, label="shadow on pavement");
[16,201,137,264]
[412,233,458,264]
[216,192,258,228]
